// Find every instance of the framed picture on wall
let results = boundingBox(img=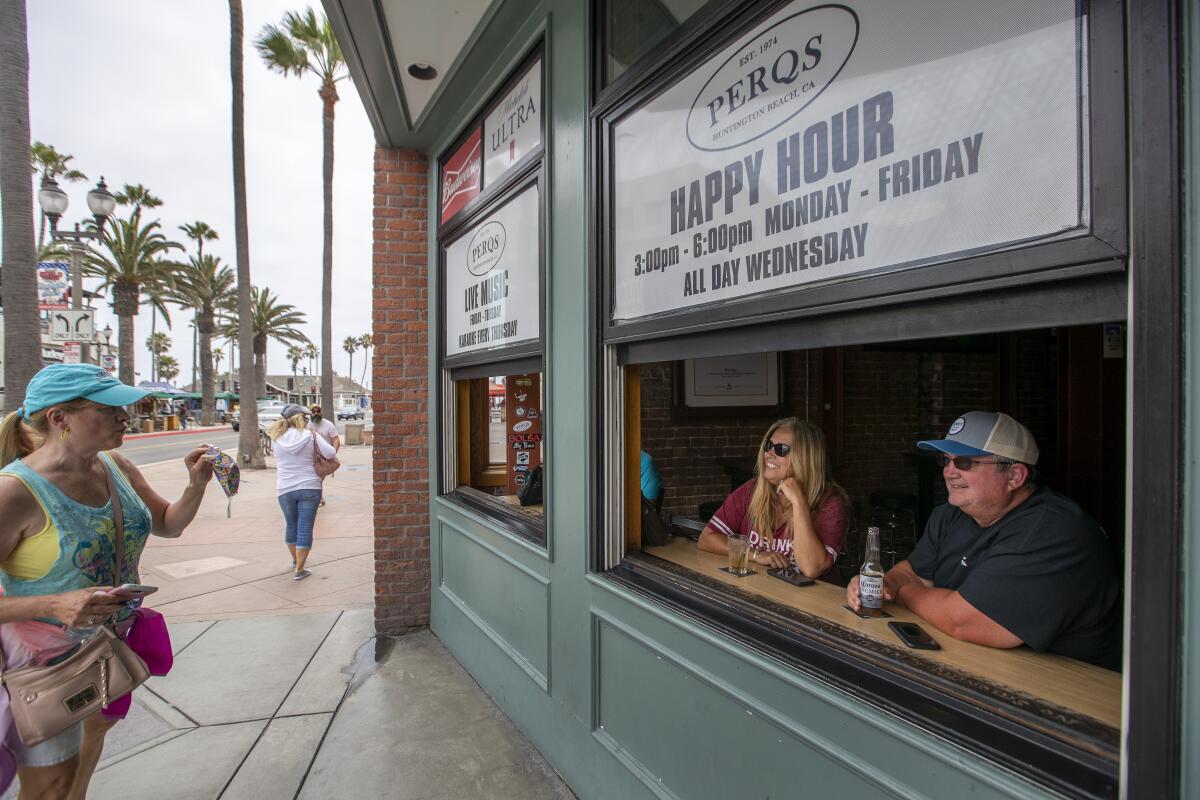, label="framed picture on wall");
[676,352,787,422]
